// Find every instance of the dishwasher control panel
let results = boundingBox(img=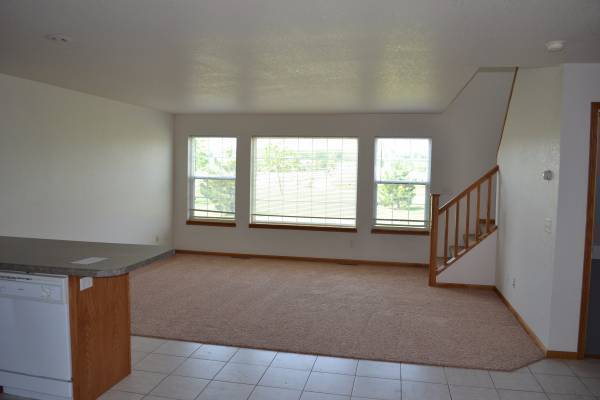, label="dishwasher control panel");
[0,272,67,304]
